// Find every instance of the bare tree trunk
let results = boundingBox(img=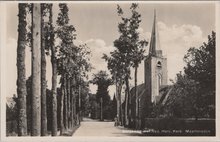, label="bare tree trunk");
[60,83,64,135]
[73,94,76,126]
[70,78,74,128]
[73,77,77,126]
[134,66,139,129]
[118,82,123,126]
[115,82,120,125]
[64,74,68,130]
[31,4,41,136]
[51,47,57,136]
[67,78,71,128]
[49,6,57,136]
[41,4,47,136]
[17,3,28,136]
[128,80,132,128]
[125,76,130,126]
[78,82,81,124]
